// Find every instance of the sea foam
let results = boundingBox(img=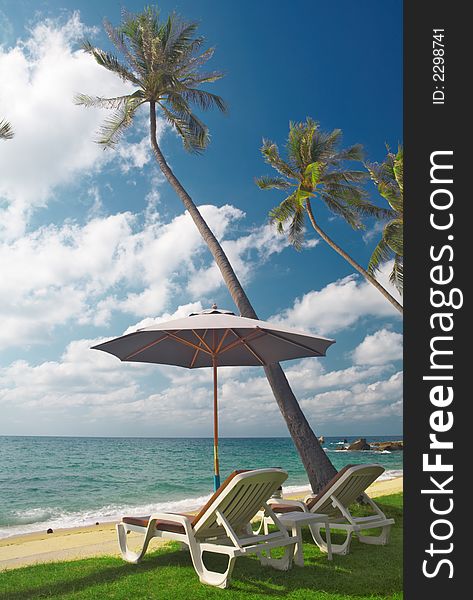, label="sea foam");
[0,469,403,539]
